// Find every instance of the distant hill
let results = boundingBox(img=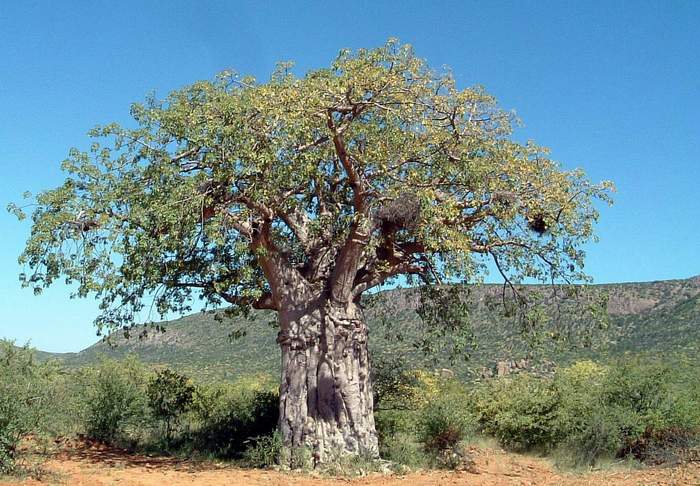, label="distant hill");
[33,276,700,381]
